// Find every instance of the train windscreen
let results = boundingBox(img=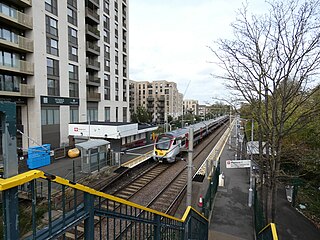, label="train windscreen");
[155,135,172,150]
